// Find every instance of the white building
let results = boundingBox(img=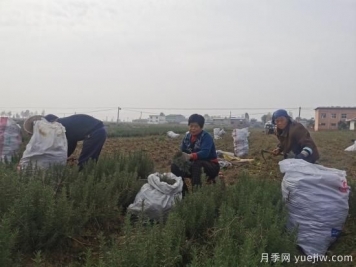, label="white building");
[347,118,356,131]
[148,114,167,124]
